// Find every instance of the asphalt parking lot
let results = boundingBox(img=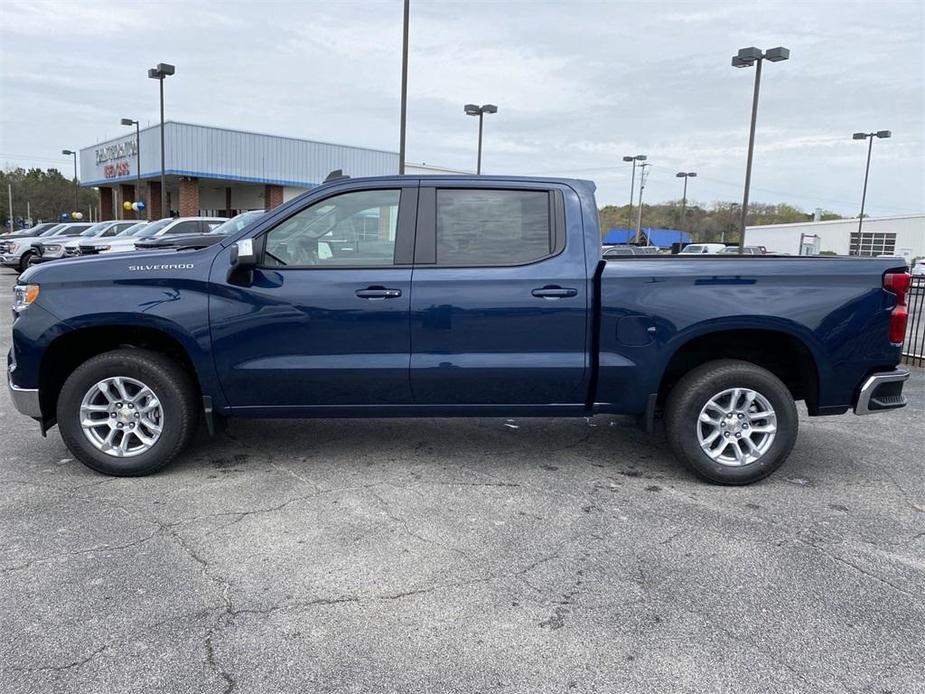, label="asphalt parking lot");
[1,268,923,694]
